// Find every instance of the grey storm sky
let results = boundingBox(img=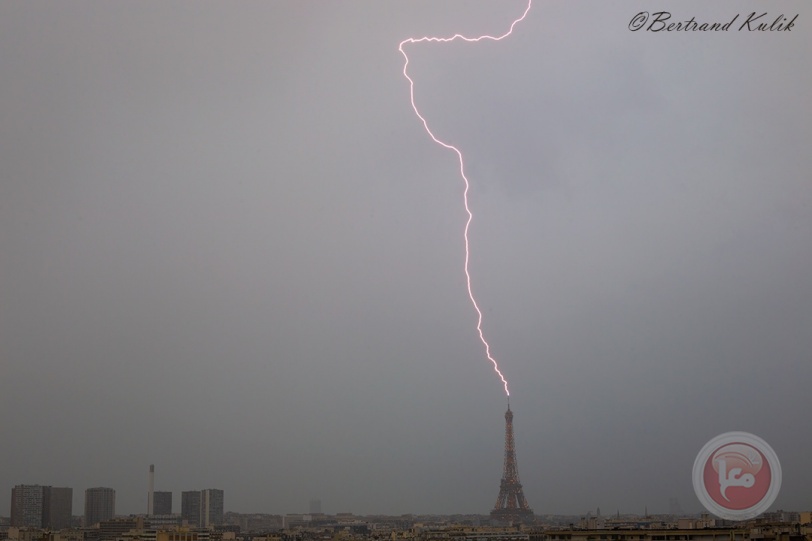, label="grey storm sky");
[1,0,810,518]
